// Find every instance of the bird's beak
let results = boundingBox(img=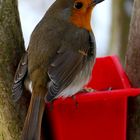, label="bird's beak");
[89,0,104,7]
[94,0,104,5]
